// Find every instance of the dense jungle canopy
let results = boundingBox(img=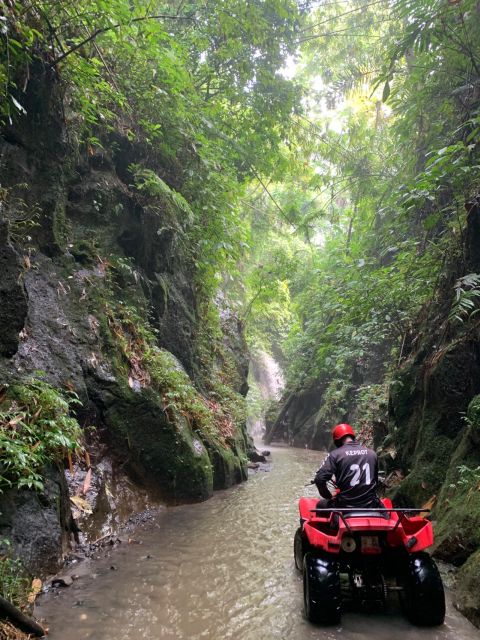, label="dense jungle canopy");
[1,0,480,631]
[1,0,479,436]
